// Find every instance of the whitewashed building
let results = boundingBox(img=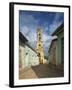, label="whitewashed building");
[19,32,39,70]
